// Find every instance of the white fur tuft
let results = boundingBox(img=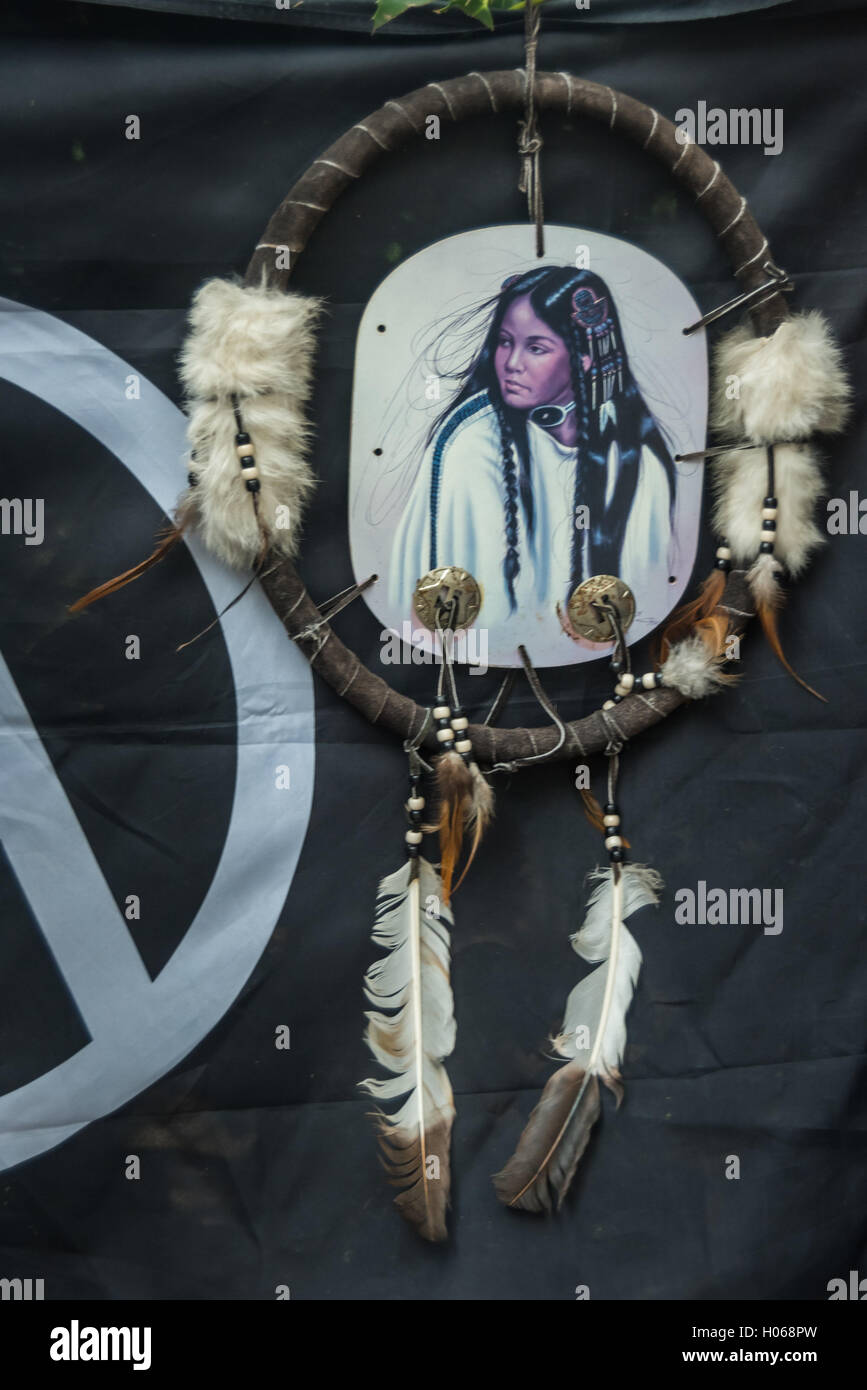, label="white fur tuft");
[711,310,851,444]
[661,633,730,700]
[711,441,824,576]
[179,275,323,569]
[746,552,784,610]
